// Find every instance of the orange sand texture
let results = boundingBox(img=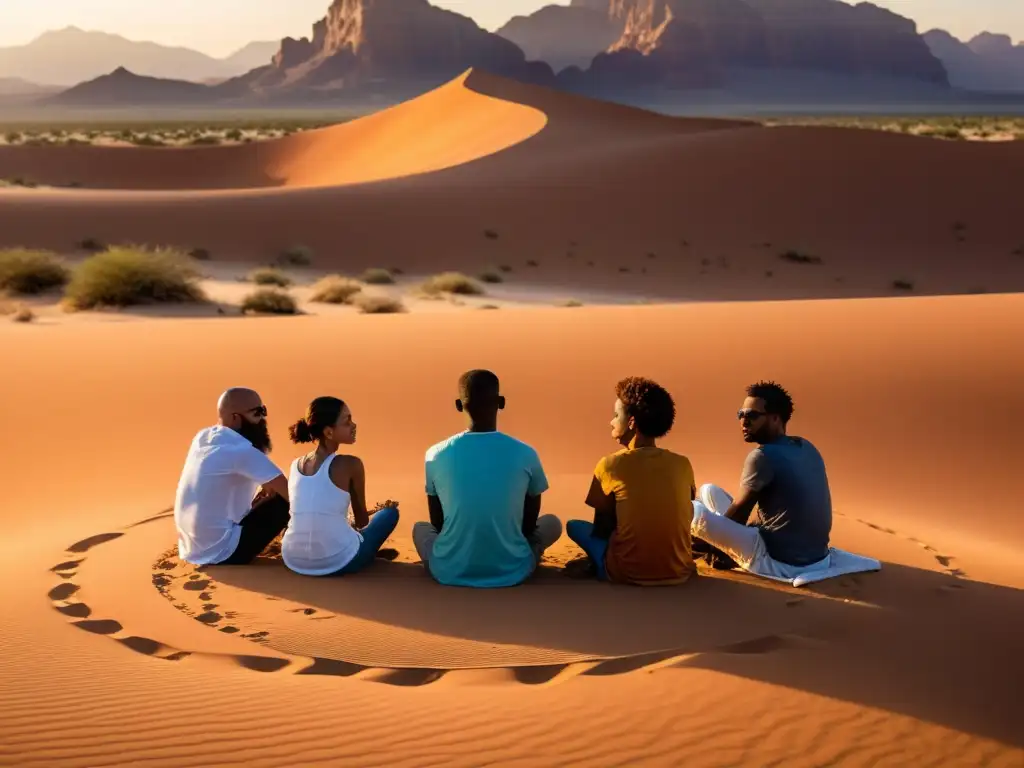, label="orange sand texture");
[2,70,1024,766]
